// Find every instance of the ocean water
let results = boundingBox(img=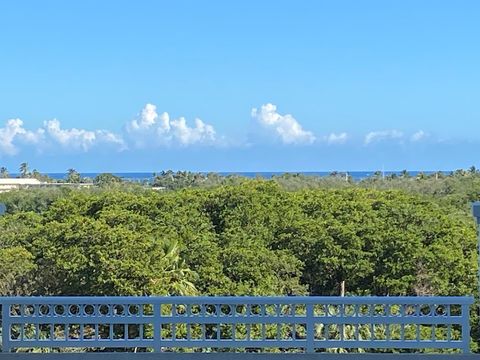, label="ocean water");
[42,171,445,182]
